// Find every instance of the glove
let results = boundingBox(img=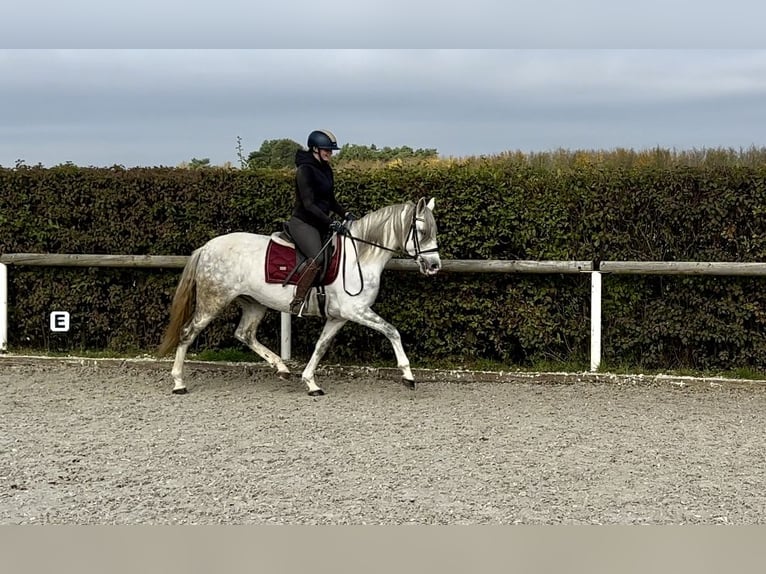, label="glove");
[344,211,358,222]
[329,220,348,235]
